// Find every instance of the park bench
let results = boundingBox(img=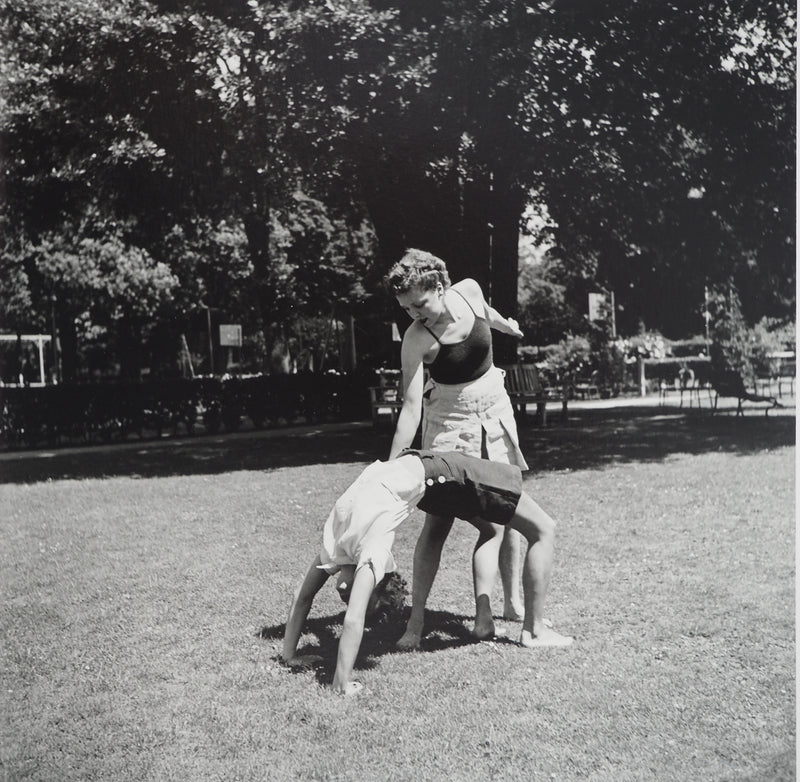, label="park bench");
[754,353,795,398]
[777,360,796,396]
[710,371,782,416]
[369,369,403,427]
[499,363,567,426]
